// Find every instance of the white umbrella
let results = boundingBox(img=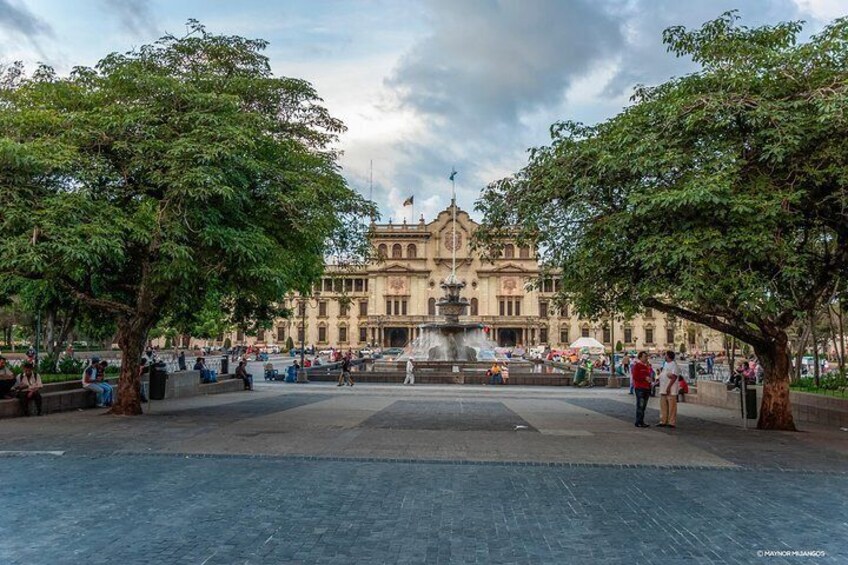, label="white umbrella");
[569,337,605,352]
